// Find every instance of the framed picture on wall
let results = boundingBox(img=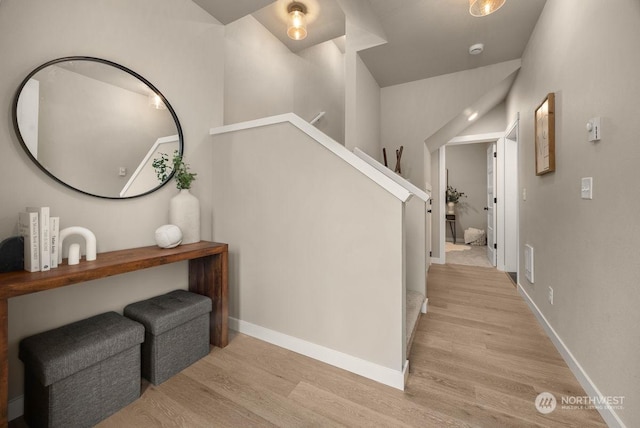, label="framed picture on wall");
[535,92,555,175]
